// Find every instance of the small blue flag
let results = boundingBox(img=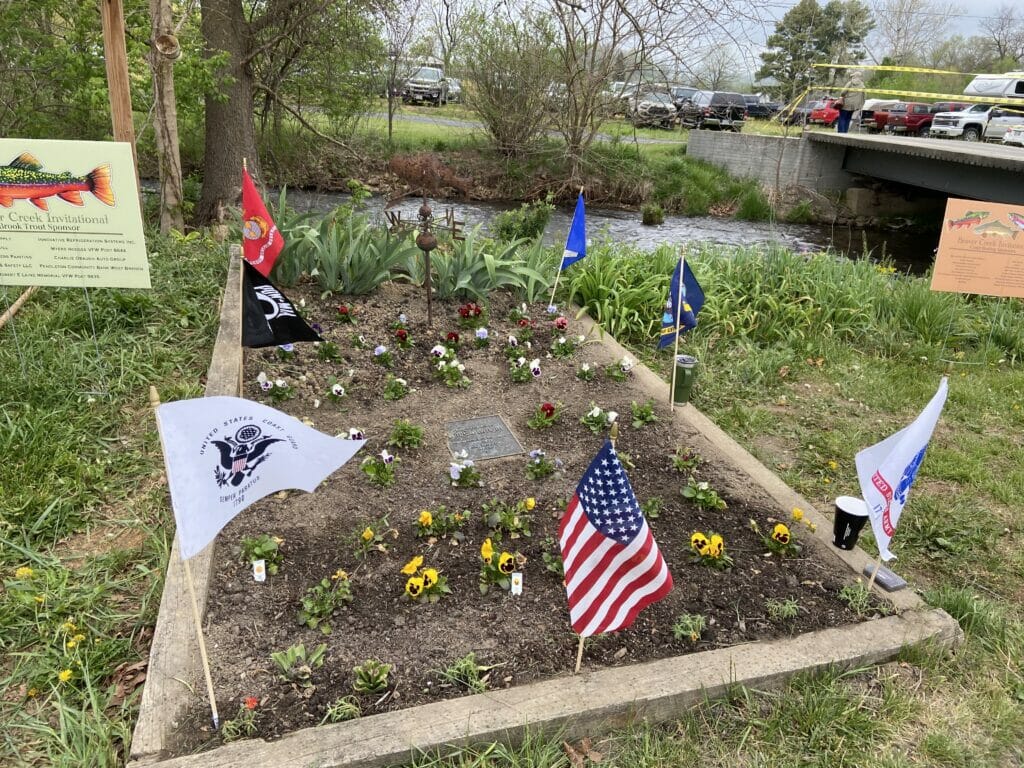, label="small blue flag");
[658,257,704,349]
[560,194,587,270]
